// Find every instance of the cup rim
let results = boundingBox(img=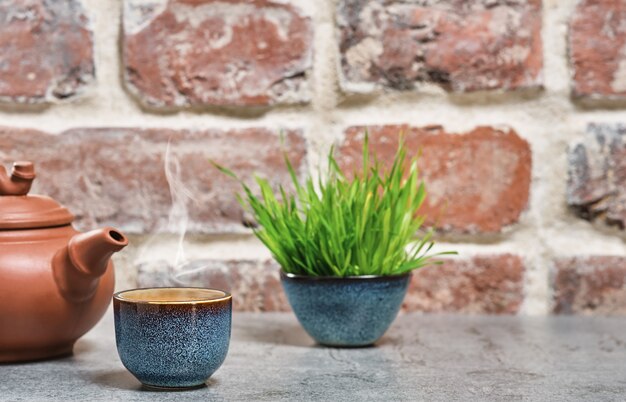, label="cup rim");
[113,286,232,305]
[280,270,412,282]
